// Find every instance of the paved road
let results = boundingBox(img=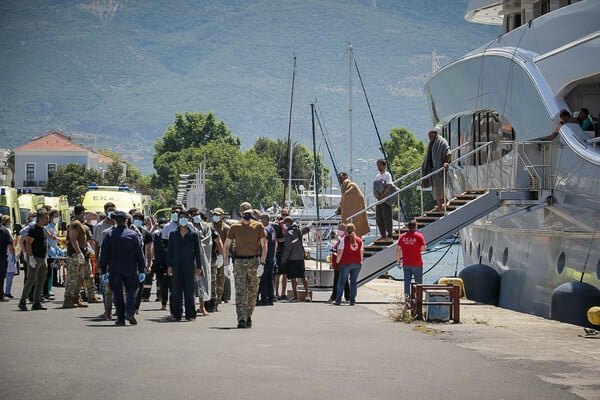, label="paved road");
[0,279,592,400]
